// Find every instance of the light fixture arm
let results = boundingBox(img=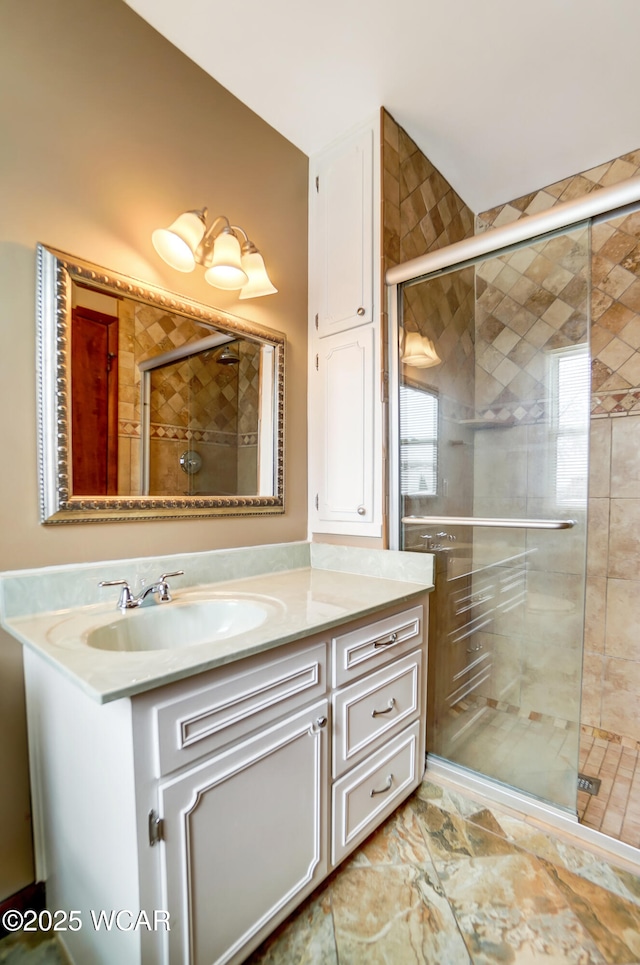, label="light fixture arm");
[229,225,262,258]
[197,213,233,266]
[196,217,259,267]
